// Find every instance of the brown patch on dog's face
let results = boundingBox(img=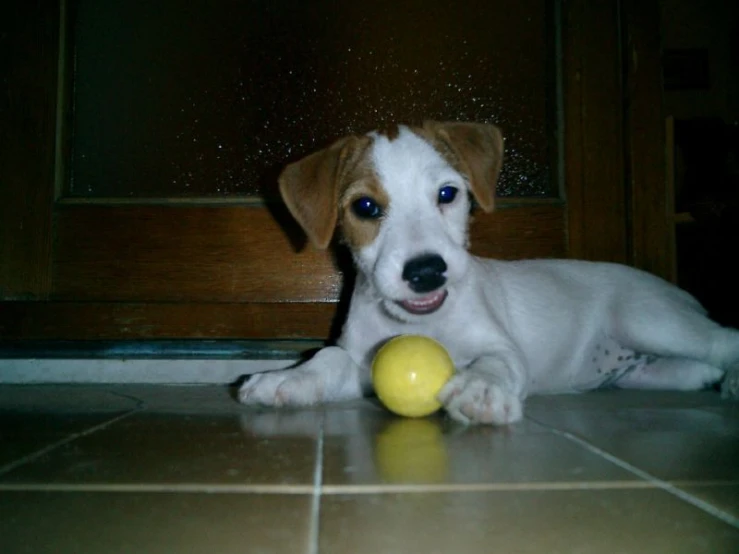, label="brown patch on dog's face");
[412,124,468,179]
[374,123,401,141]
[338,166,390,250]
[416,121,503,212]
[279,135,372,249]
